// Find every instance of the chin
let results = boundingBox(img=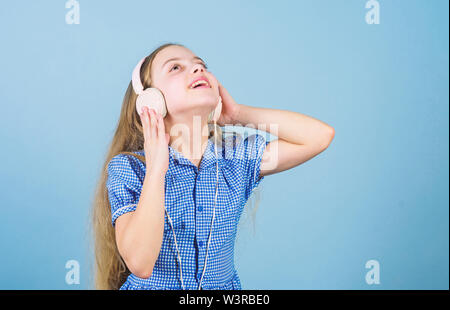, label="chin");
[187,94,216,105]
